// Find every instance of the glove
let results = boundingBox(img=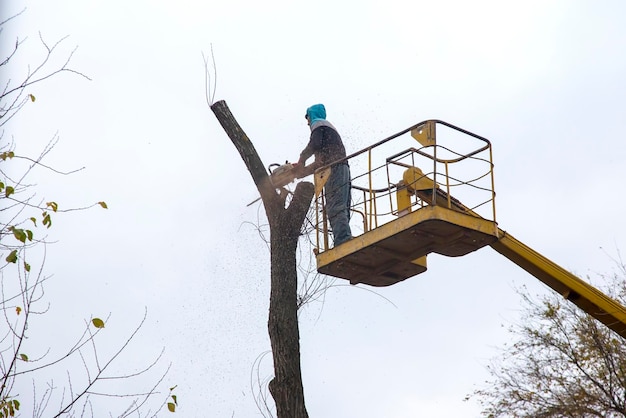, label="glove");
[291,162,306,178]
